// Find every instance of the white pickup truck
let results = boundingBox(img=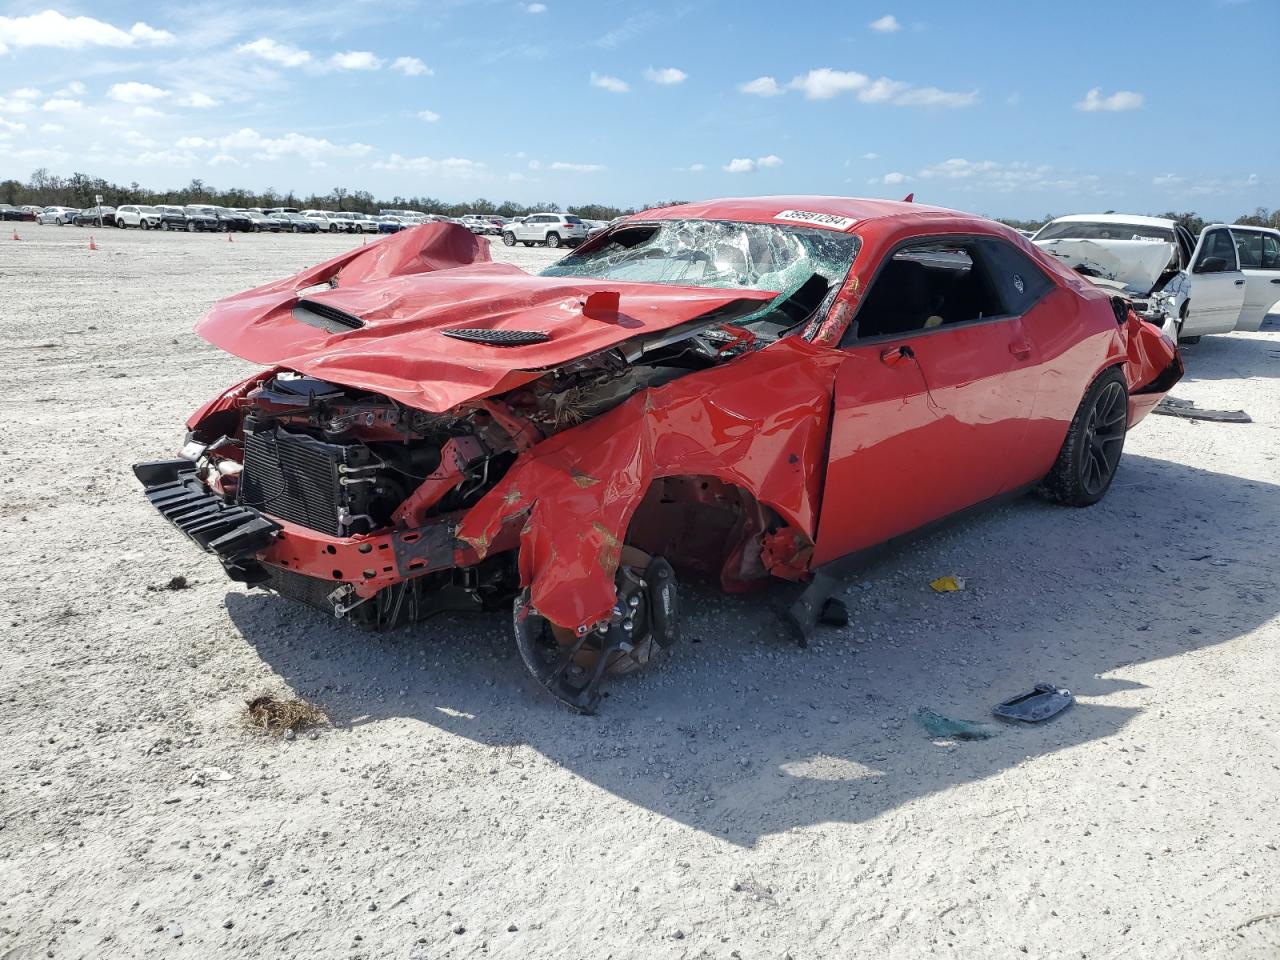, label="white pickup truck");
[1033,214,1280,343]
